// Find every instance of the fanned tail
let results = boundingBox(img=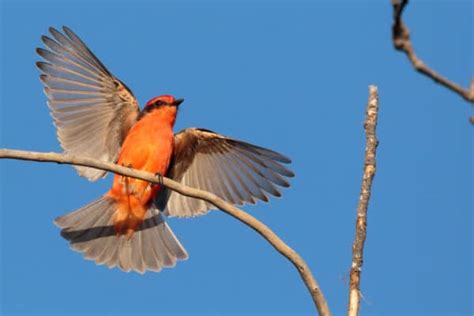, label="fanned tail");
[54,197,188,273]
